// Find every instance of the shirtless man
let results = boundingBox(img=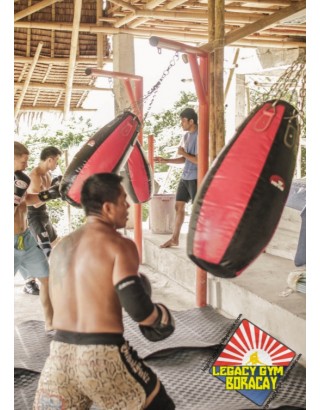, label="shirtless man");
[23,146,62,295]
[154,107,198,248]
[14,141,61,332]
[34,173,175,410]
